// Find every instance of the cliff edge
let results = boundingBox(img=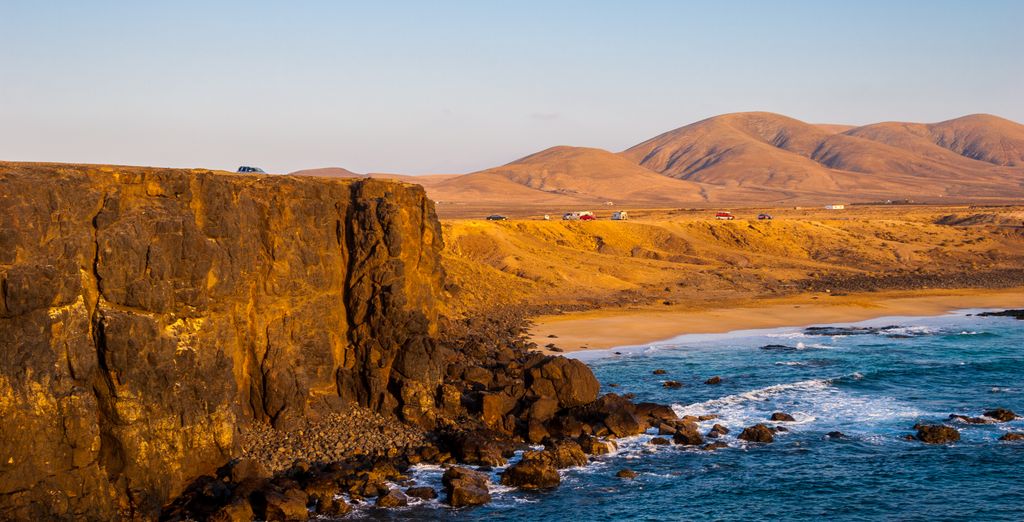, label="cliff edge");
[0,162,447,519]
